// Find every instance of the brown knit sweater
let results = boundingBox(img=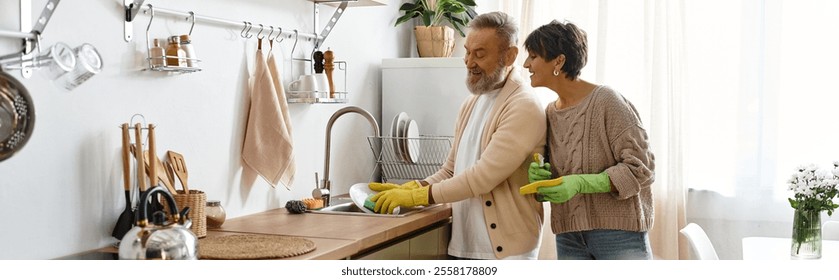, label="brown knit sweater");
[546,85,655,234]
